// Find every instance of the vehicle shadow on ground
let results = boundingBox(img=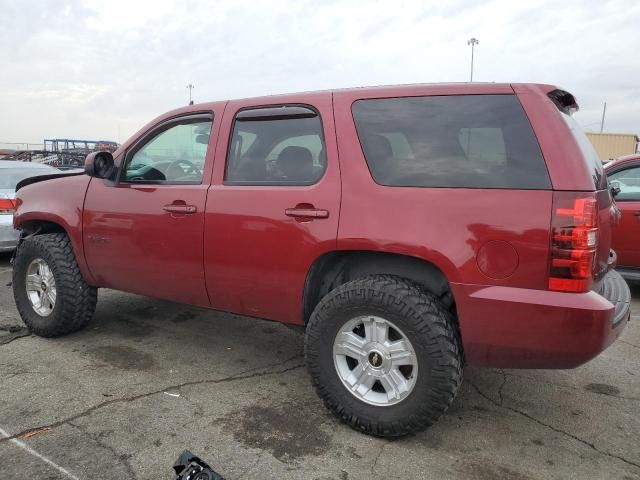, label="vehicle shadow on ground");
[82,286,640,478]
[1,255,639,478]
